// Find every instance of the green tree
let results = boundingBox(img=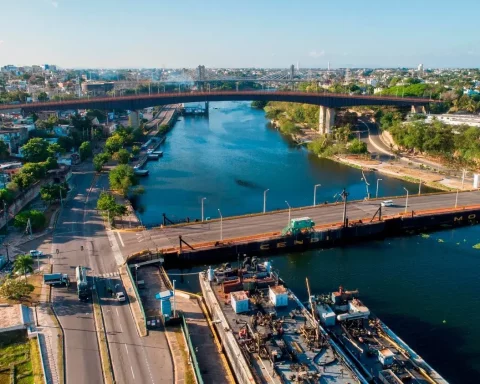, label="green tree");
[57,136,75,152]
[131,145,140,156]
[0,188,14,205]
[13,254,34,283]
[47,142,65,157]
[40,183,68,205]
[14,210,46,231]
[348,139,368,154]
[37,92,49,102]
[109,165,137,197]
[105,134,125,153]
[93,152,110,172]
[251,100,267,109]
[79,141,92,161]
[97,192,127,223]
[12,171,36,190]
[113,149,130,164]
[0,140,9,159]
[21,138,50,162]
[0,278,34,299]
